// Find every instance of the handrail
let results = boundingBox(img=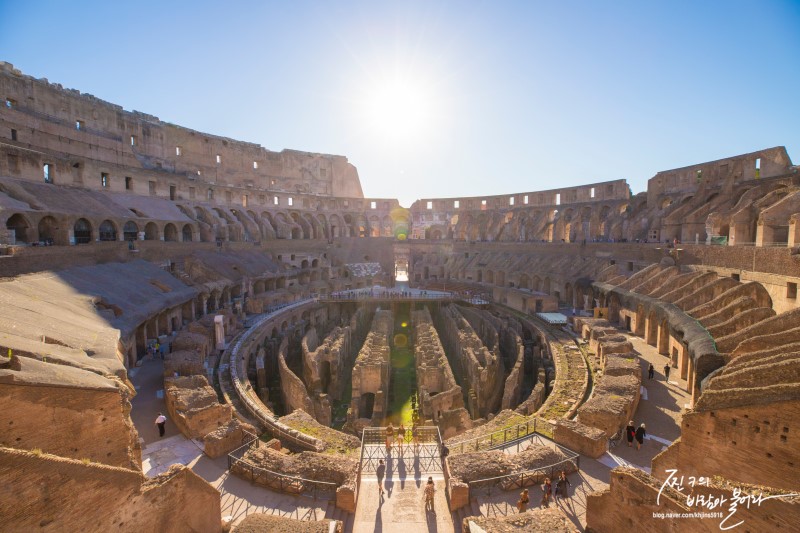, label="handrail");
[225,298,324,451]
[447,418,537,455]
[466,454,580,493]
[227,434,339,500]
